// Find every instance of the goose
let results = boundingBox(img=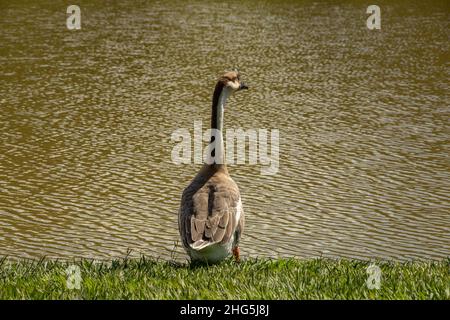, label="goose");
[178,71,248,264]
